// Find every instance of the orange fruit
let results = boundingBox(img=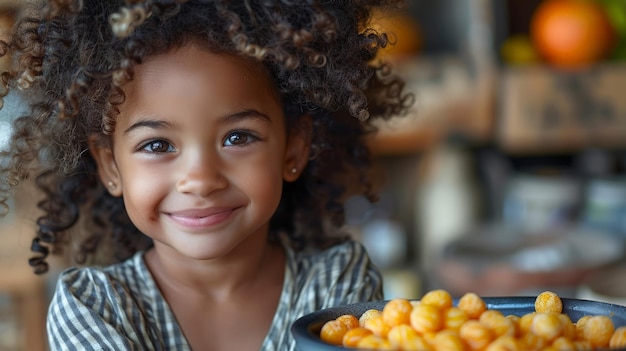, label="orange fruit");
[530,0,617,68]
